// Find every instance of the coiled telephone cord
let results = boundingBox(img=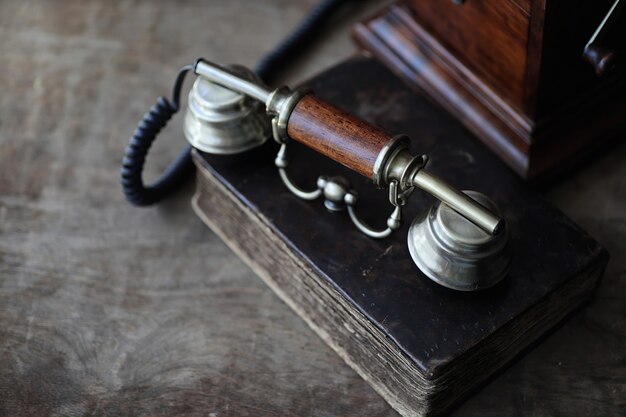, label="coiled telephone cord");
[121,0,356,206]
